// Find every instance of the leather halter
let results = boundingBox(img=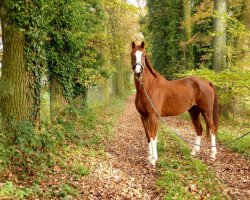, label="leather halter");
[132,62,144,69]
